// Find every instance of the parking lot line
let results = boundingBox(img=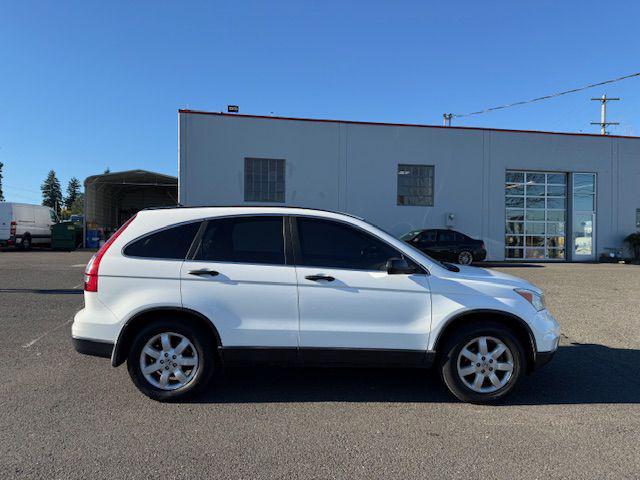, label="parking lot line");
[22,318,73,348]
